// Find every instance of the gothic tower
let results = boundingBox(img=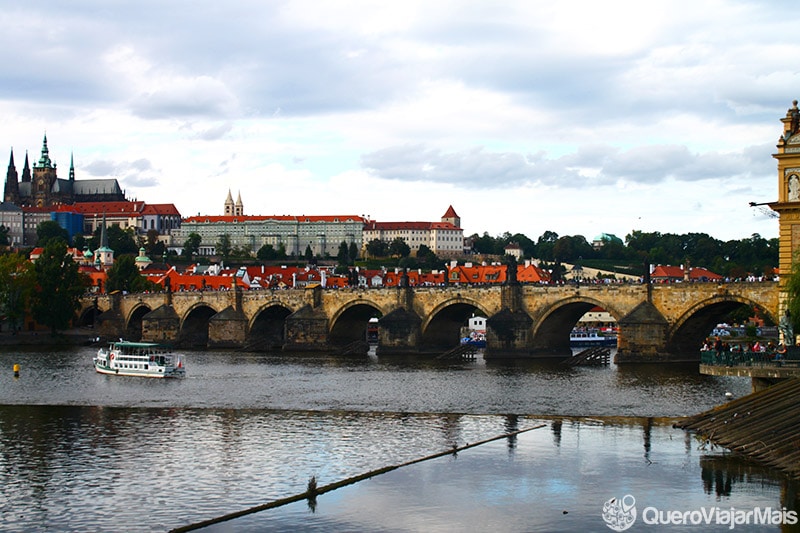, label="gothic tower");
[21,152,31,183]
[4,149,19,204]
[32,134,57,207]
[771,99,800,297]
